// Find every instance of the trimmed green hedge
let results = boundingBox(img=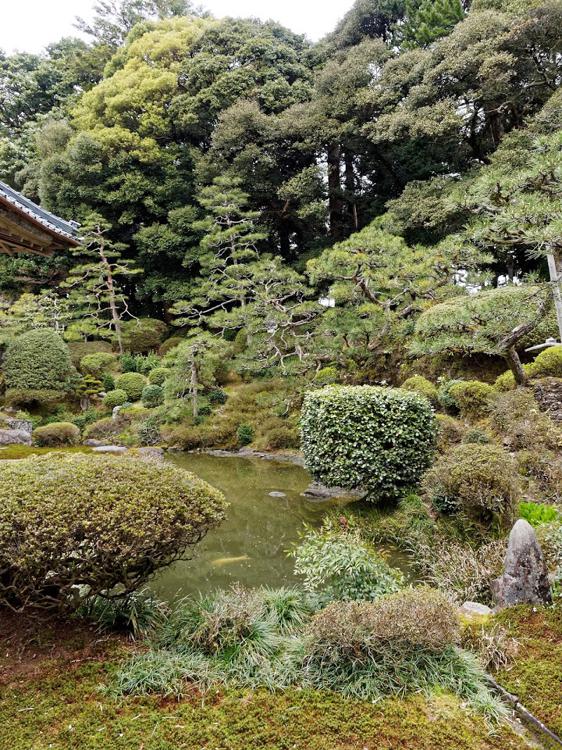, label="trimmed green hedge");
[33,422,80,447]
[115,372,147,401]
[4,329,74,391]
[103,389,129,409]
[0,453,226,611]
[301,386,436,501]
[142,384,164,408]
